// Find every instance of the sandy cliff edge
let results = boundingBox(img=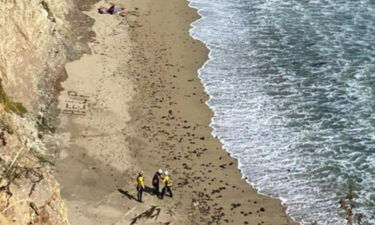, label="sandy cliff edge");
[0,0,96,224]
